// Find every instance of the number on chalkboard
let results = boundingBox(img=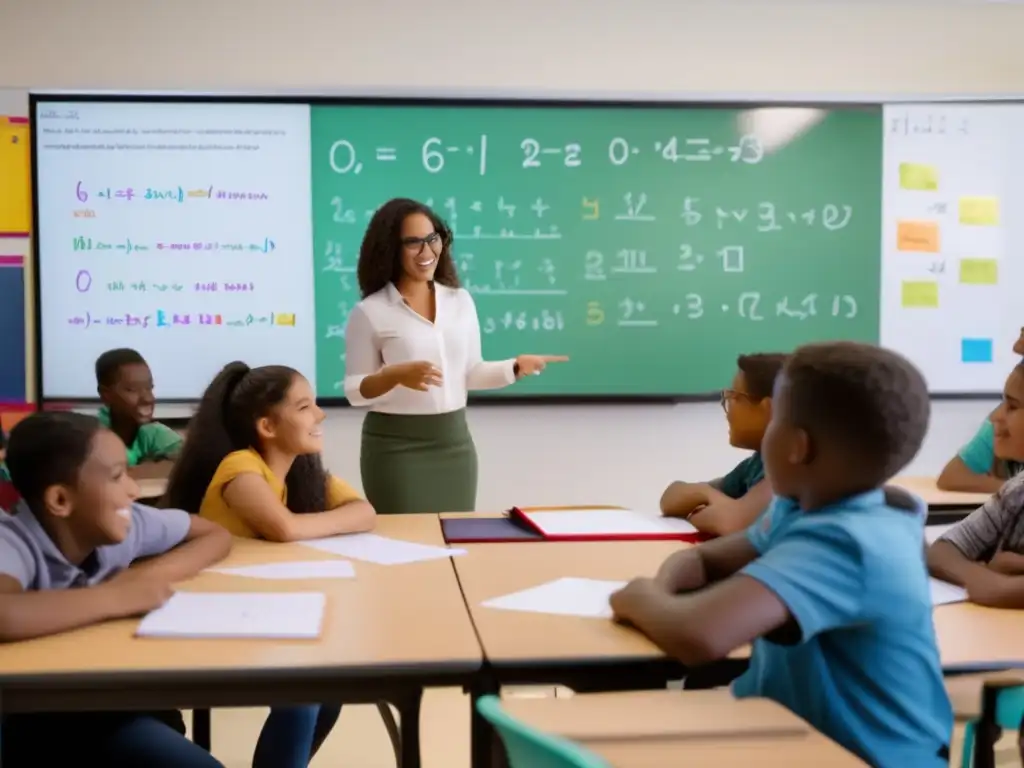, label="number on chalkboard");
[422,138,444,174]
[564,143,582,168]
[661,137,680,162]
[608,138,630,166]
[584,251,606,281]
[521,139,541,168]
